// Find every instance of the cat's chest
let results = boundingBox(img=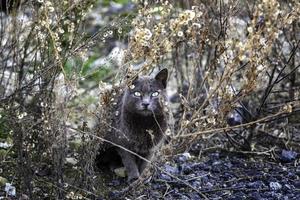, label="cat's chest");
[117,122,162,151]
[129,128,160,153]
